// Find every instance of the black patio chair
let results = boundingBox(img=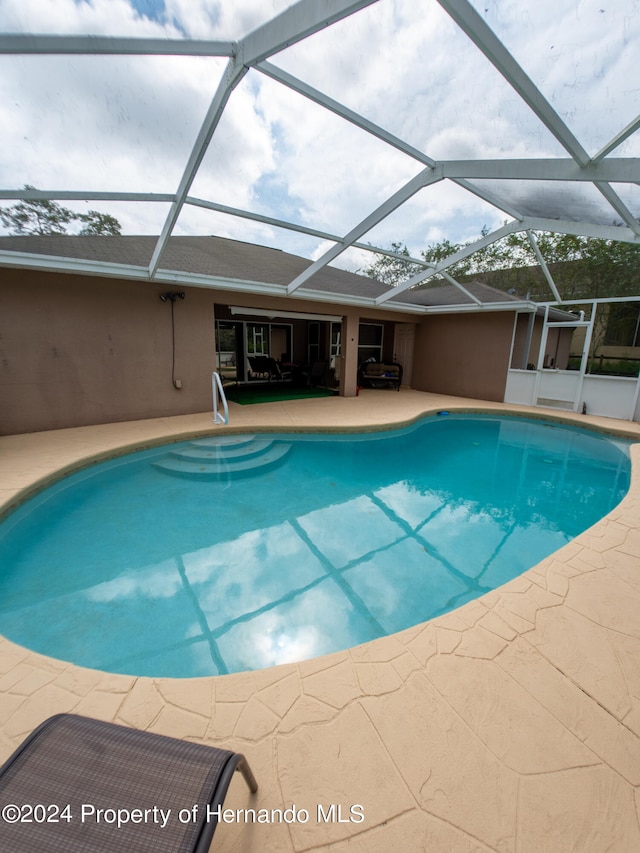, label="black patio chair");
[247,355,271,379]
[0,713,257,852]
[309,359,327,386]
[263,357,292,382]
